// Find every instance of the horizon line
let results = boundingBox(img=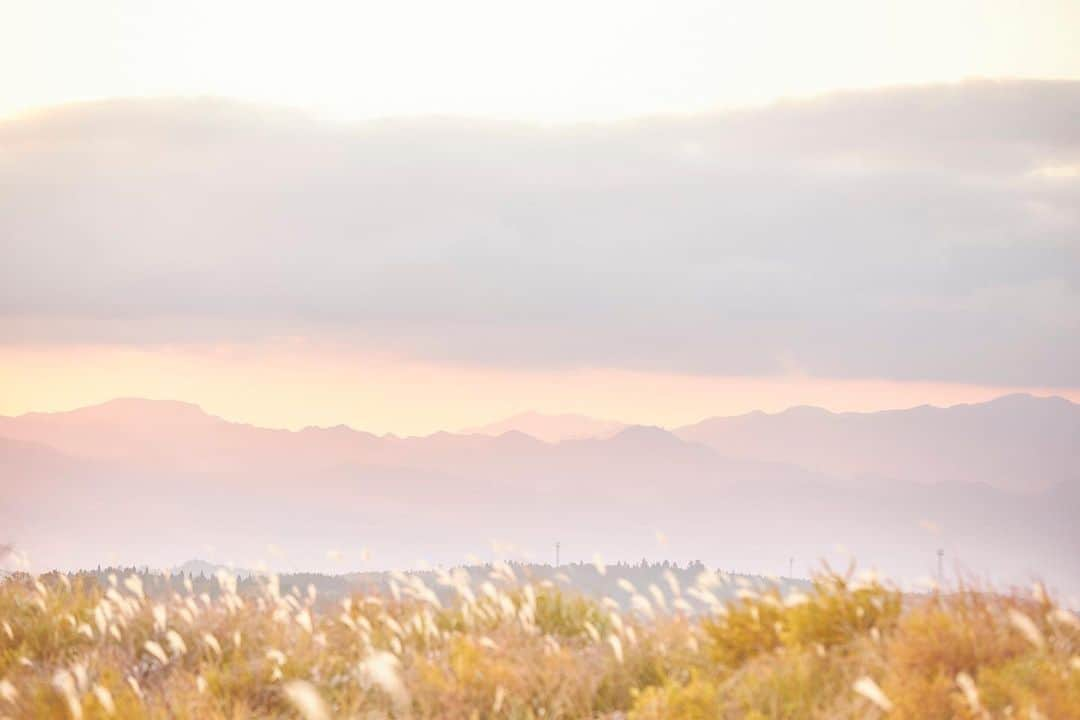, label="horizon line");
[4,390,1073,442]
